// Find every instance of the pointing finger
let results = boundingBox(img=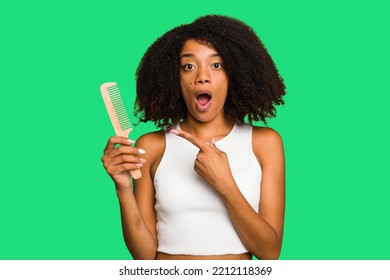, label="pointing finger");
[210,137,216,147]
[170,129,208,151]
